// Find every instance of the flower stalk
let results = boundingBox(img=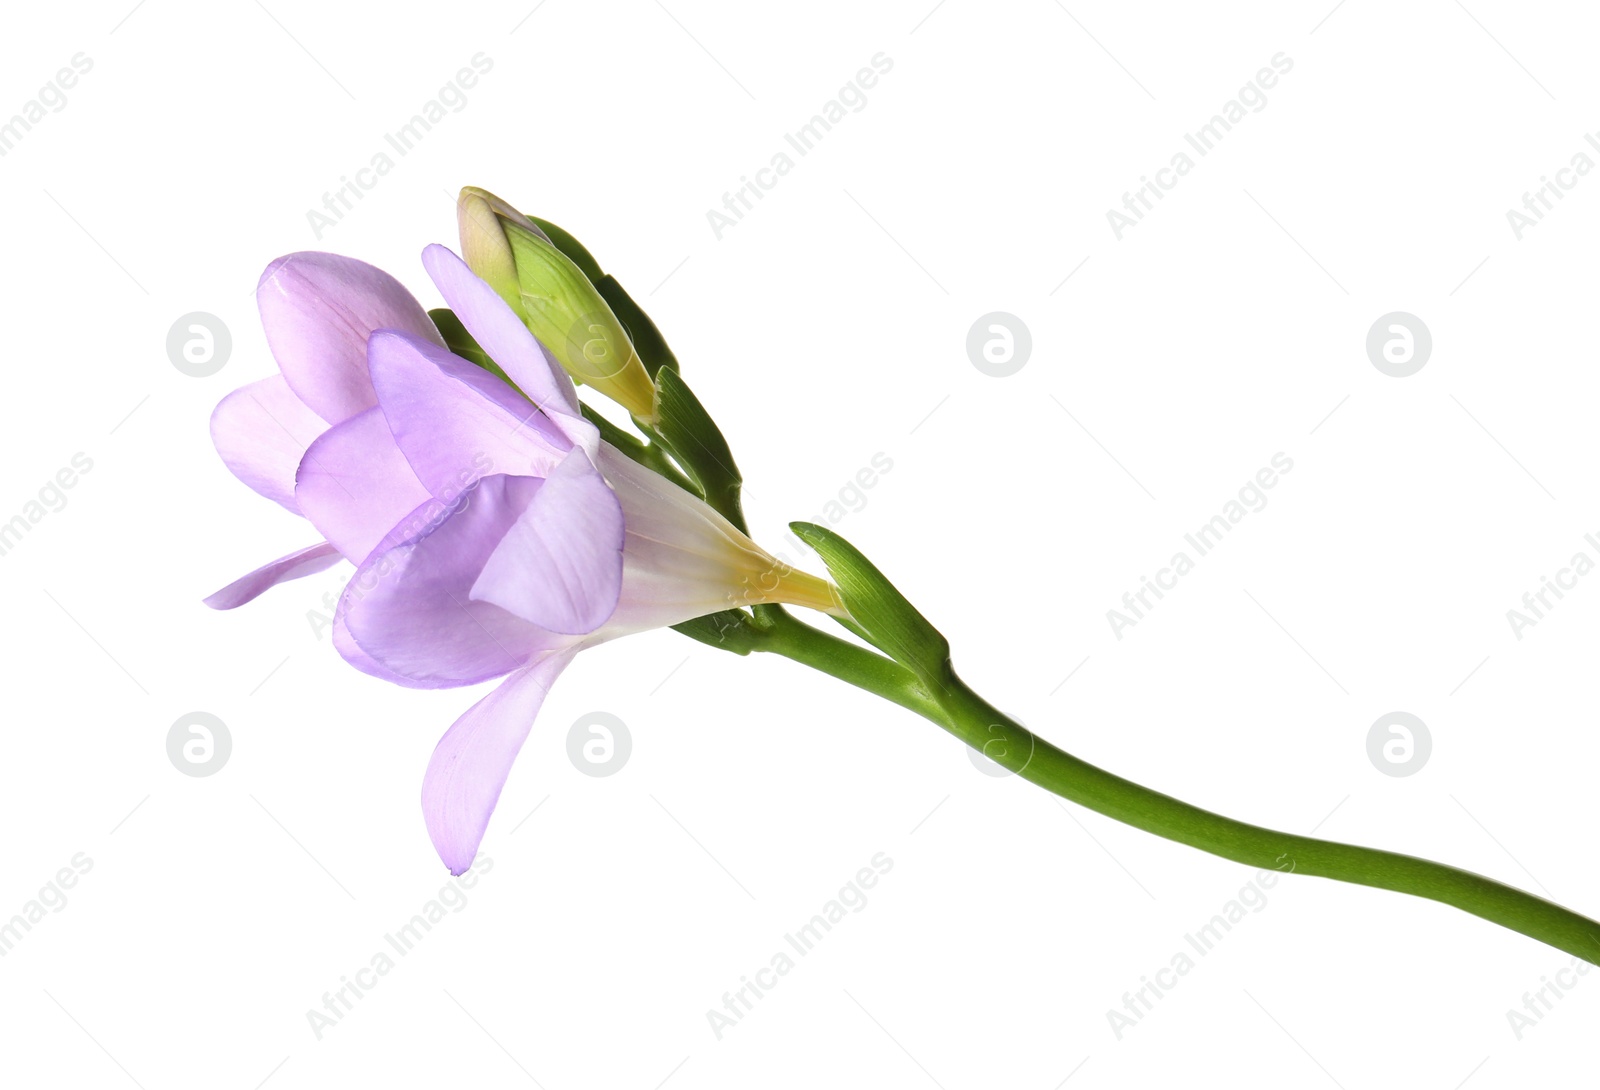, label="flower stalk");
[736,593,1600,964]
